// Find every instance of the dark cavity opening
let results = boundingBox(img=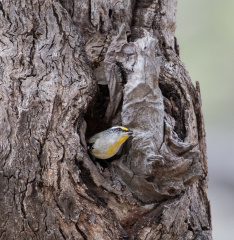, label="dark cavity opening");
[159,81,186,140]
[109,9,113,18]
[84,84,111,140]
